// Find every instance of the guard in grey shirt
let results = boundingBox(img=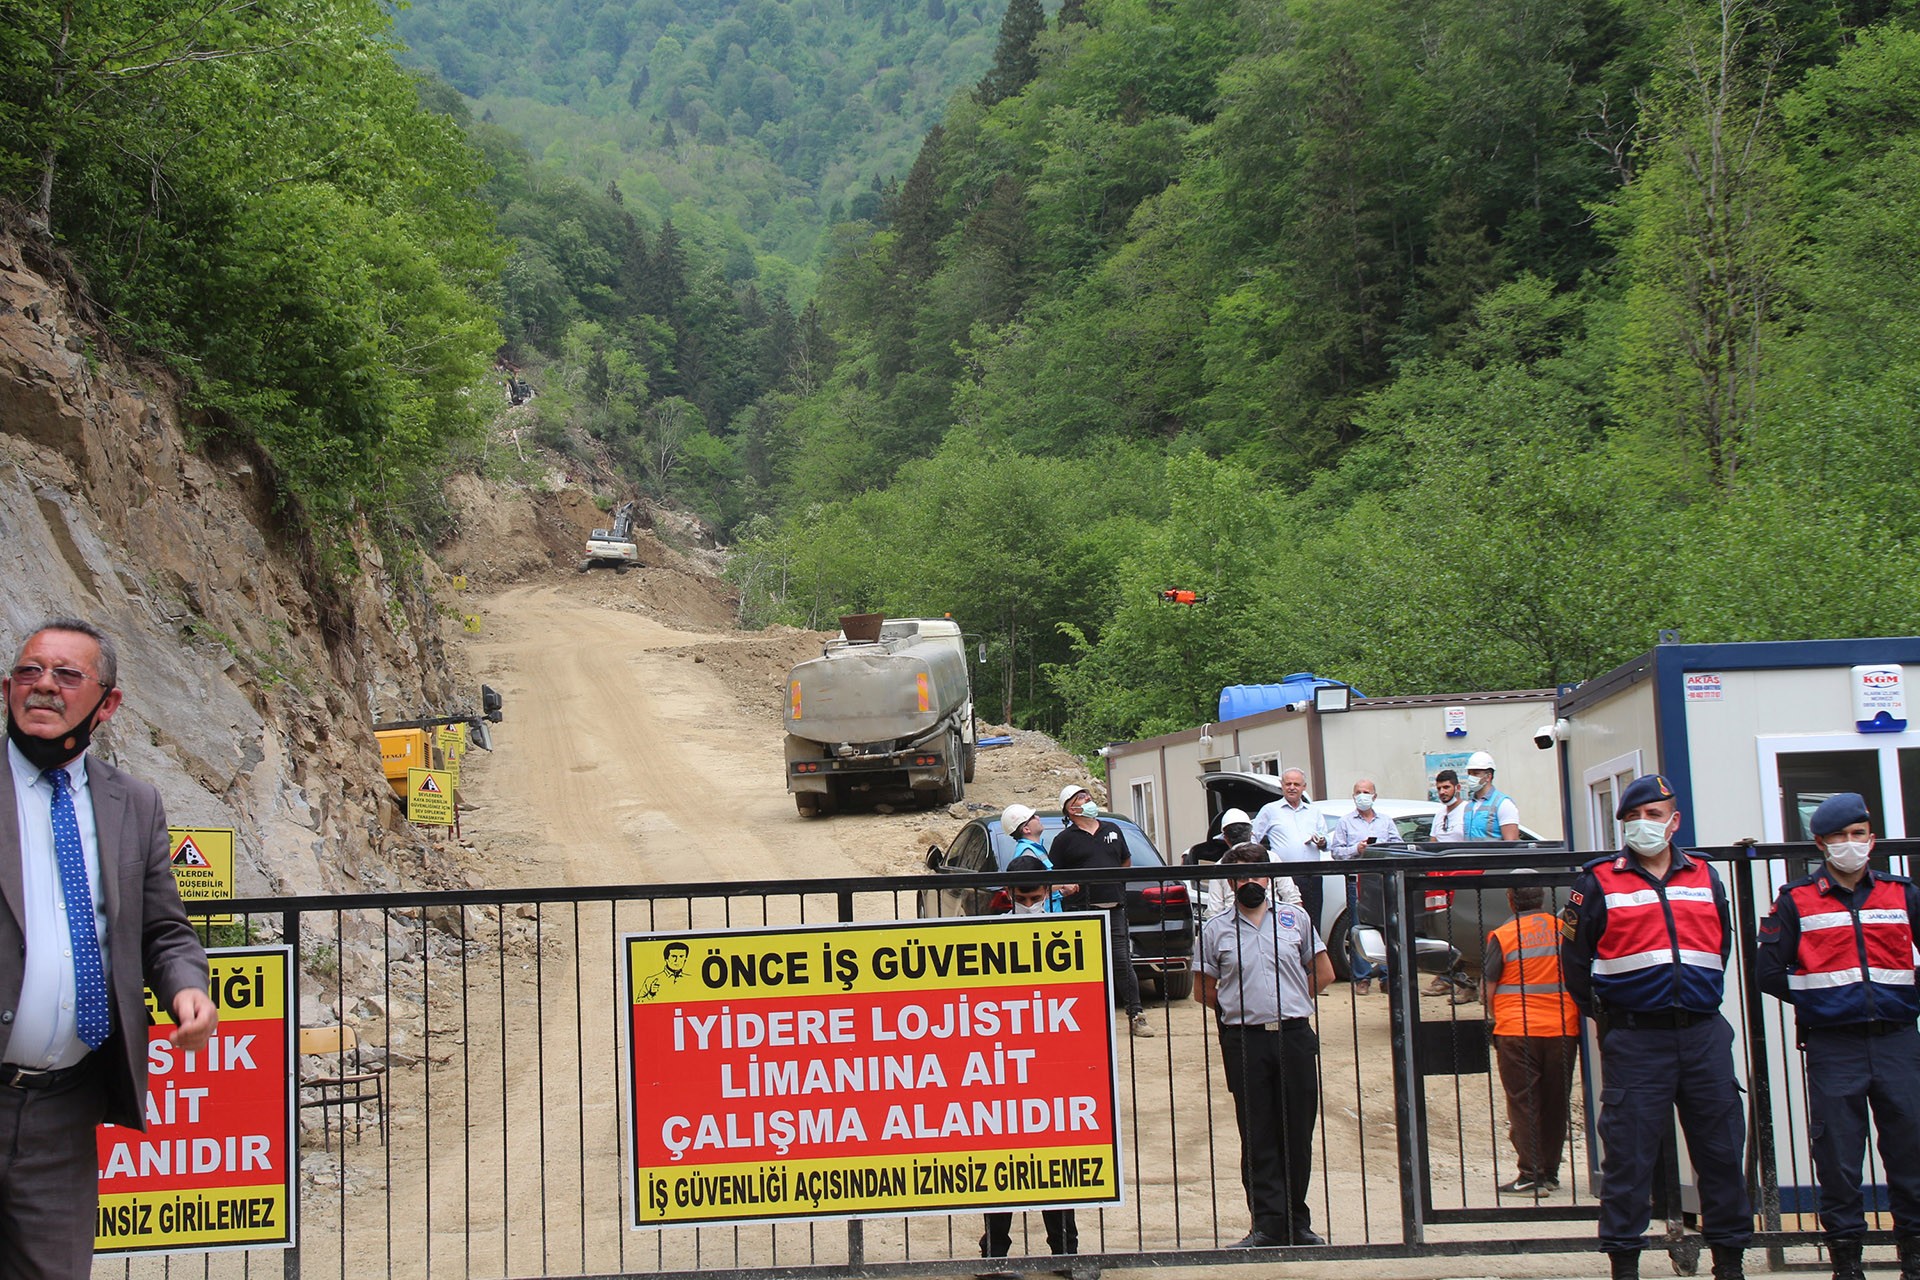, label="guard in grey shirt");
[1195,842,1335,1248]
